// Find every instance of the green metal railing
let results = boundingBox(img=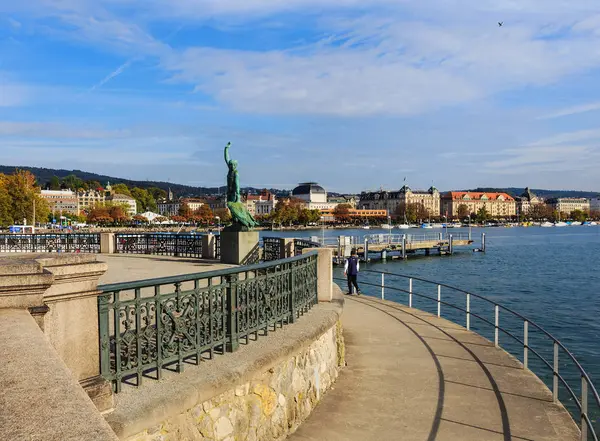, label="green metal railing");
[98,251,319,392]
